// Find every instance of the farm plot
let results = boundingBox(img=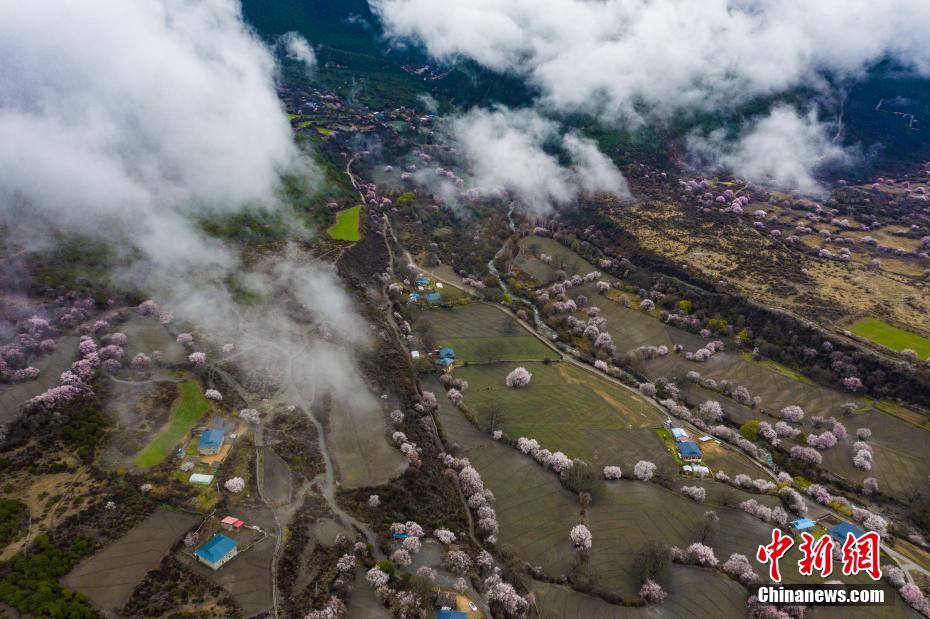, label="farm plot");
[121,316,187,365]
[436,388,580,579]
[515,236,600,285]
[328,386,407,489]
[134,380,213,469]
[0,335,78,424]
[569,295,930,492]
[62,508,199,614]
[849,317,930,359]
[414,303,552,363]
[453,361,669,469]
[531,566,748,619]
[327,205,362,241]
